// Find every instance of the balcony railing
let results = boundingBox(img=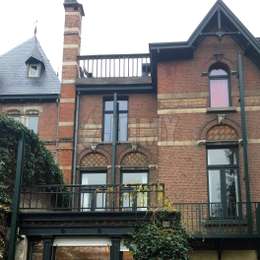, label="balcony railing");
[78,54,151,79]
[20,183,164,212]
[173,202,260,237]
[19,185,260,237]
